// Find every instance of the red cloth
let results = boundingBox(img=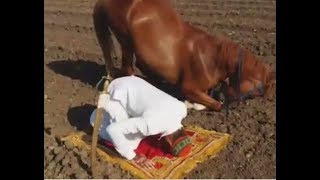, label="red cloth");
[102,131,195,160]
